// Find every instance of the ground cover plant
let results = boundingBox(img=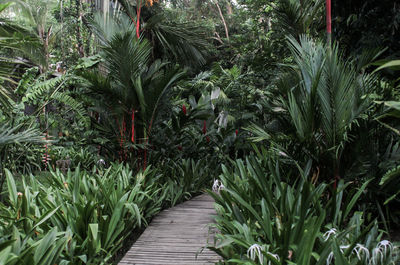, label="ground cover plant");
[0,161,210,264]
[0,0,399,264]
[209,147,400,264]
[0,164,163,264]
